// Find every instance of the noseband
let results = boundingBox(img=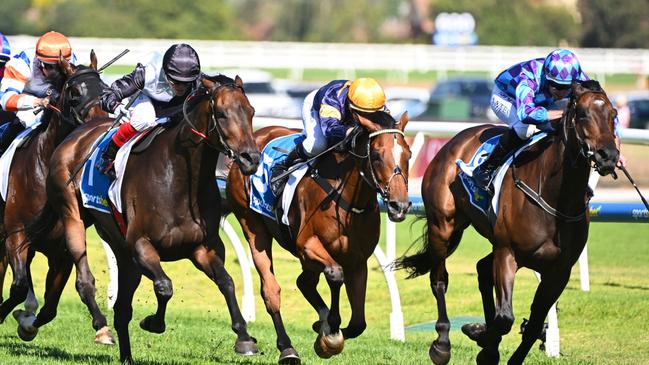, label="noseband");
[182,82,243,160]
[350,128,408,203]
